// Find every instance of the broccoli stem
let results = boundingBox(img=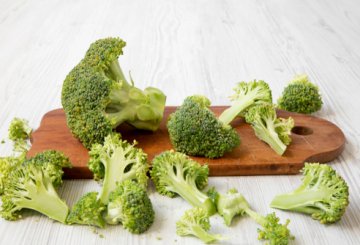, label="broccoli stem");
[191,225,222,243]
[244,208,266,227]
[218,98,254,126]
[270,189,331,210]
[18,181,69,223]
[255,119,286,155]
[108,60,129,87]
